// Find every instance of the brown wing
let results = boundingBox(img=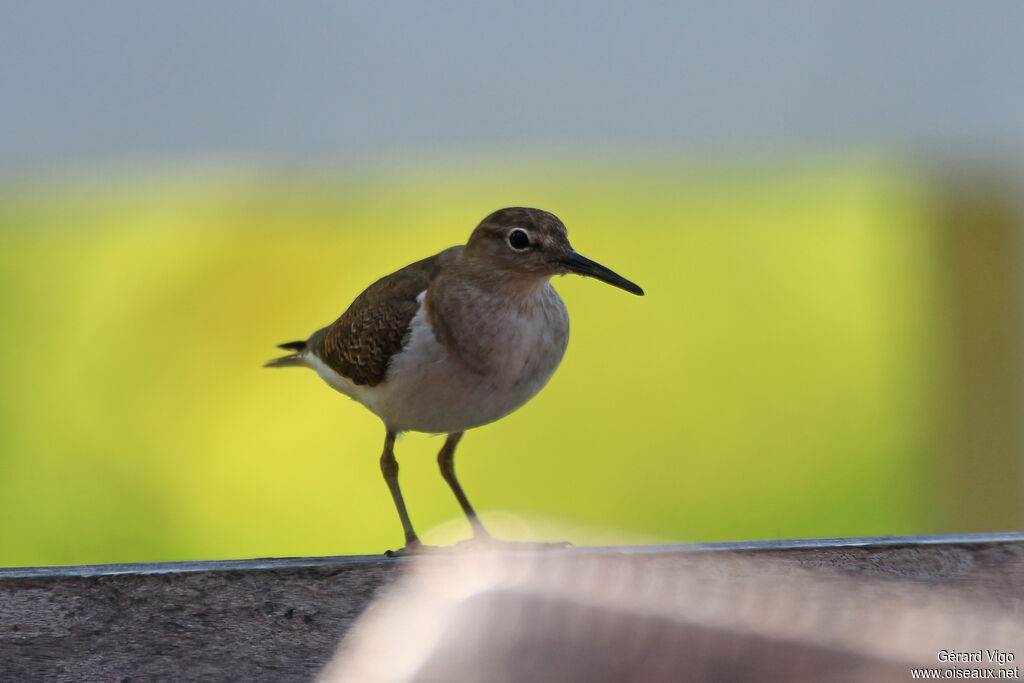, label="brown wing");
[309,246,460,386]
